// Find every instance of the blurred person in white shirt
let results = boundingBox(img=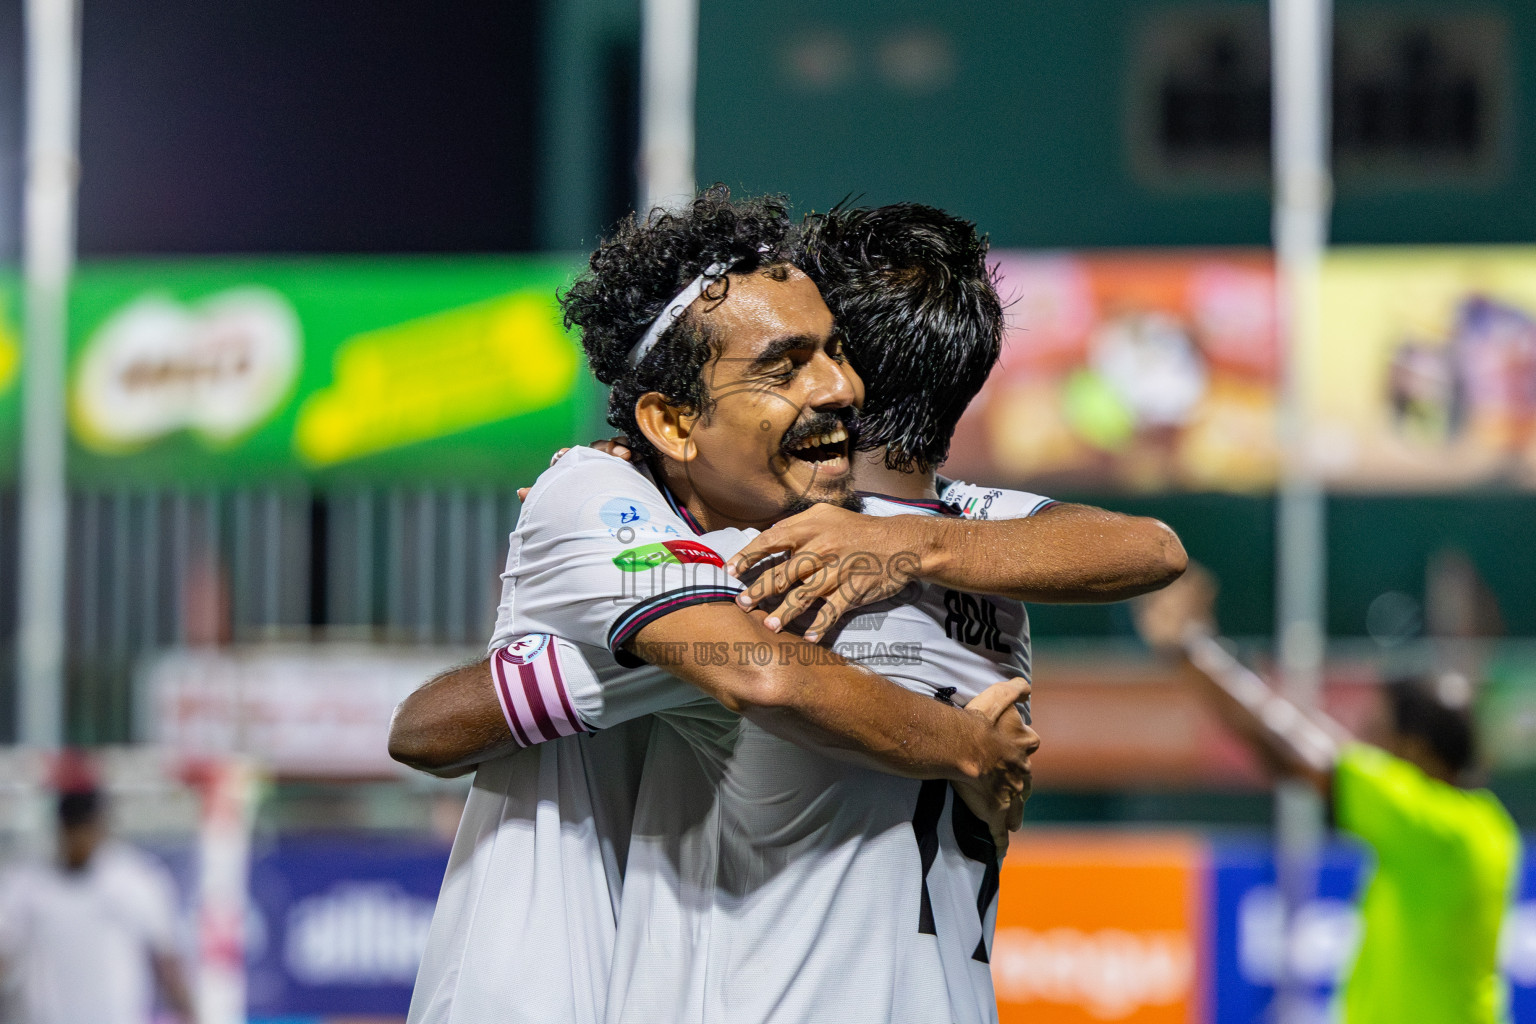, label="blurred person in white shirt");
[0,787,197,1024]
